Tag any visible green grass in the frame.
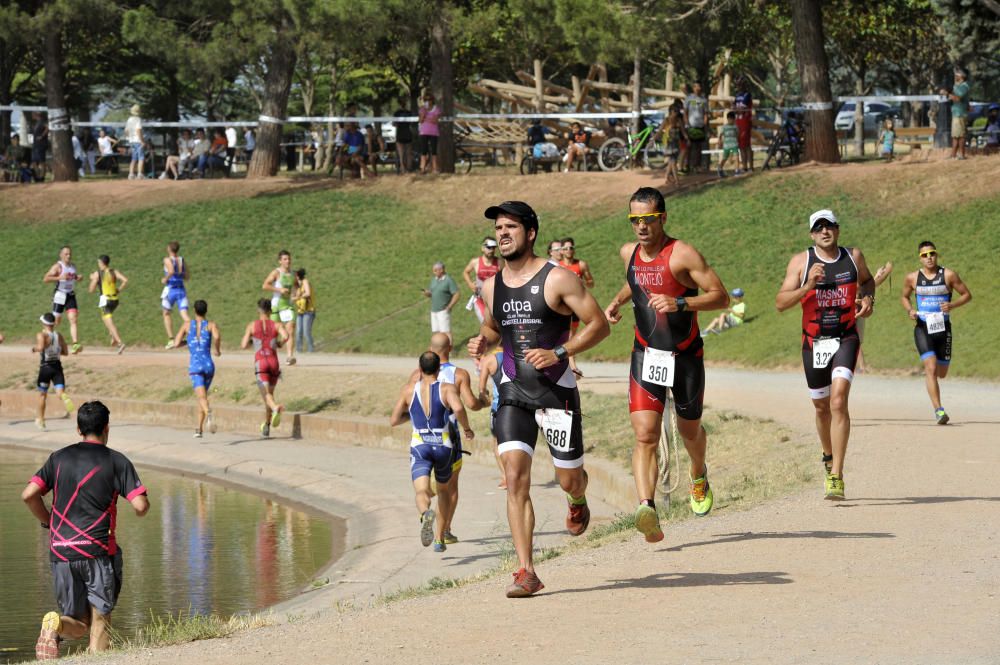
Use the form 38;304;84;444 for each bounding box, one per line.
2;172;996;377
109;609;272;651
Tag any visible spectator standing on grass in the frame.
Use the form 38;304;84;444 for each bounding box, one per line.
31;111;49;181
366;123;385;176
393;98;415;173
878;118;896;162
82;130;97;175
983;105;999;154
294;268;316;353
96;129;117;174
423;262;460;345
225;126;237;173
418;92;441;174
661;107;685;187
244;128;255;163
71;132;84;178
685;82;709;174
23;401;149;660
124;105;144;180
940;67;970;160
734;79;754;173
717;111;739;177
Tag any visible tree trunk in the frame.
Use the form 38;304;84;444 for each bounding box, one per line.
789;0;839;163
43;27;75;182
429;4;454;174
533;59;544;112
247;13;297;178
853;74;865;157
631;48;641;134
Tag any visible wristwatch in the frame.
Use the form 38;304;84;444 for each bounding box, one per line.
553;345;569;361
675;297;687;312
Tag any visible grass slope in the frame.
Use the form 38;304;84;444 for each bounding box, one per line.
1;172;996;377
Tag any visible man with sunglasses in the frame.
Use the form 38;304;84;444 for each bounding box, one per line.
604;187;729;544
560;238;594;378
776;210;875;500
900;241;972;425
468;200;610;597
462;237;503;325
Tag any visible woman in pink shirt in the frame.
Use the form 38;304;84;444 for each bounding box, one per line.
418;93;441;174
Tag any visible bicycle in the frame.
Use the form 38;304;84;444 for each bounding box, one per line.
762;117;806;170
598;119;667;172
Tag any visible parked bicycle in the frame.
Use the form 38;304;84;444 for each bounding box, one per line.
598;119;667;171
762;115;805;170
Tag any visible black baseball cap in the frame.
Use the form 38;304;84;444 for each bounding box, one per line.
485;201;539;233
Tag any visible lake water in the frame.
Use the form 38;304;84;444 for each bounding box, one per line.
0;447;344;663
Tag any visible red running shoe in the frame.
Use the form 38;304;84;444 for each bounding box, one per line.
506;568;544;598
566;499;591;536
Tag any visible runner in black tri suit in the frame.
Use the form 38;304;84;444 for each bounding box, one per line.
604;187;729;544
900;240;972;424
776;209;875;501
468;200;610;598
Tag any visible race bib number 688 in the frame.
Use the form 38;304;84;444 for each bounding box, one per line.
536;409;573;452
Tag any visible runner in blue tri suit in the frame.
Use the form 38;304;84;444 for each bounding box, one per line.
477;348;508;489
171;300;221;437
161;241;190;349
900;240;972;425
390;351;474;553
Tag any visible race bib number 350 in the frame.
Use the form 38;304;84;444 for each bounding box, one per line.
812;338;840;369
642;348;676;387
536;409;573;452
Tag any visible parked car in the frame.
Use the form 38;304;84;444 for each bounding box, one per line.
834;101;900;134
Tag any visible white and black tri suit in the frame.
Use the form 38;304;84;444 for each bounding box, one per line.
492;262;584;468
913;267;952;364
37;331;65;392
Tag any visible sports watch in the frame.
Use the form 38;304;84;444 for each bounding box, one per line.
553;345;569;361
675;297;687;312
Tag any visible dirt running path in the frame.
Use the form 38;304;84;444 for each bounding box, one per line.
32;351;1000;665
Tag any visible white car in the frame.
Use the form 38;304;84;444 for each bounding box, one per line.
834;101;897;134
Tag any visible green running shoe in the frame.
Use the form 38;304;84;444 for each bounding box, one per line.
935;408;950;425
689;467;714;516
442;531;459;544
824;473;845;500
634;504;664;543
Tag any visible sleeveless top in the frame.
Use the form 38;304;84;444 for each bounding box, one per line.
99;270;118;300
560;259;584;279
409;381;452;447
627;240;701;354
476;256;500;288
165;257;185;290
56;261;76;294
800;246;858;340
295;281;316;314
187;319;214;371
40;331;61;366
492;262;573;405
915;267;951;323
272;269;294;310
252;319;279;356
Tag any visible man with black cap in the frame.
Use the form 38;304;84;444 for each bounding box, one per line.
468;200;610;597
776;209;875;500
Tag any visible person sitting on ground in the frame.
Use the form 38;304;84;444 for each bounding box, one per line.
197;128;228;177
563;122;591;172
365;123;386;175
190;128;209;171
527;120;558;170
176;129;195;176
702;288;746;336
340;122;375;178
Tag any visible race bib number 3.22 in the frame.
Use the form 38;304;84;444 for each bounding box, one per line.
812;338;840;369
536;409;573;452
642;347;676;387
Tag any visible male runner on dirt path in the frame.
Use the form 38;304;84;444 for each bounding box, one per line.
462;237;503;324
559;237;595;378
87;255;128;354
468;200;610;598
241;299;288;438
23;400;149;660
604;187;729;544
43;246;84;354
477;348;509;489
161;242;189;349
262;250;299;366
391;351;475;552
33;313;75;430
172;300;221;438
776;209;875;500
900;241;972;425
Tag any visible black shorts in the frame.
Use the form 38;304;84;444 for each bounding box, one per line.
100;299;119;317
418;134;438;156
448;421;464;471
52;292;78;315
51;549;123;618
494;387;584;469
801;331;860;399
628;347;705;421
914;321;952;364
37;363;66;392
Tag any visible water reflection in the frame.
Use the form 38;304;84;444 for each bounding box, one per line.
0;449;343;663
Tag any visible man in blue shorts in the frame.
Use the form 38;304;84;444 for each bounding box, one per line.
161;241;190;349
391;351;474;552
22;401;150;659
900;241;972;424
172;300;222;437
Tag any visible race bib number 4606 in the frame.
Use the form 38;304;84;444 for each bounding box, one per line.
535;408;573;452
812;338;840;369
642;347;675;387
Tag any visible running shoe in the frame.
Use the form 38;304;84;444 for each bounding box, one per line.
117;343;126;355
442;531;459;545
824;473;845;500
35;611;61;660
505;568;544;598
420;509;435;547
206;409;217;434
260;422;270;438
565;496;590;536
634;503;664;543
164;339;175;350
432;540;447;553
822;452;833;475
60;395;74;413
689;467;714;516
70;342;82;354
193;431;202;439
286;357;297;366
35;418;46;431
271;405;284;429
935;408;950;425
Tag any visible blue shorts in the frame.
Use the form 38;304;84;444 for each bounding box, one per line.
410;444;454;483
448;422;464;471
162;288;188;311
190;370;214;390
130;143;145;162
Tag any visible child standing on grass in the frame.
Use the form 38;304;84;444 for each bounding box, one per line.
717;111;739;177
878;118;896;162
657;108;685;187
